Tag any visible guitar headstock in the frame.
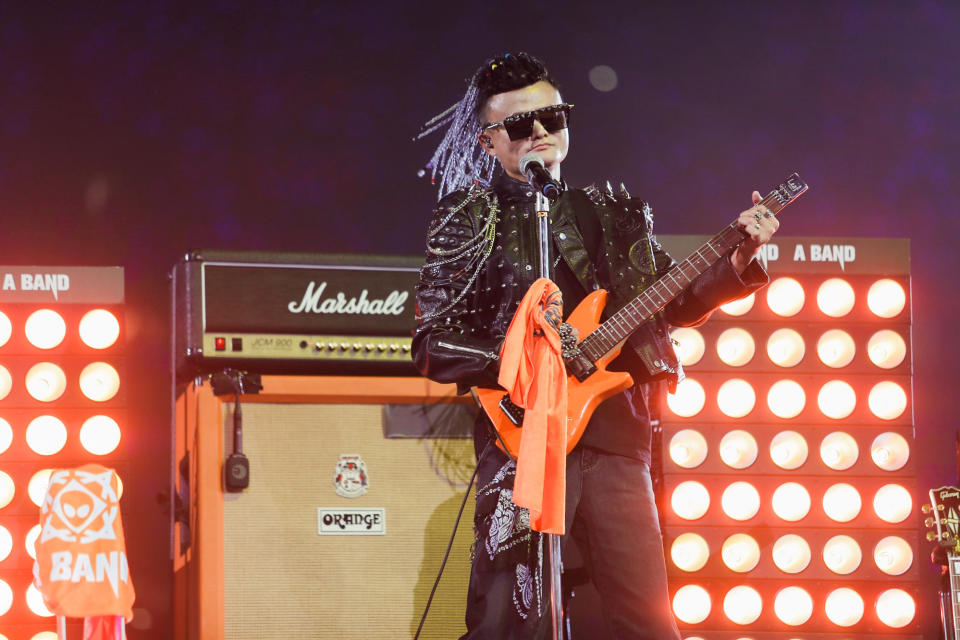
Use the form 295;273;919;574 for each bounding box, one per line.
765;172;809;214
926;485;960;555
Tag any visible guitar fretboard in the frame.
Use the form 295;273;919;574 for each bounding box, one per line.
952;556;960;637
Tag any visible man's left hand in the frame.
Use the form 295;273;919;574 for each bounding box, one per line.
731;190;780;273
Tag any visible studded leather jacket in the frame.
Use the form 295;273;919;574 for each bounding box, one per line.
412;173;768;399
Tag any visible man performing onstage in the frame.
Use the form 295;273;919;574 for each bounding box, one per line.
412;52;780;639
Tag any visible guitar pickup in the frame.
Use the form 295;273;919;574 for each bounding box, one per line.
499;394;525;426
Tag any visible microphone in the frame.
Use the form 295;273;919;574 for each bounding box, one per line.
519;153;562;200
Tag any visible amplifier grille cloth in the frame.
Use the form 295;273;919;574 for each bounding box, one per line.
223;402;475;639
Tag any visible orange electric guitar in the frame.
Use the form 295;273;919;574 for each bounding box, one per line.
473;173;808;457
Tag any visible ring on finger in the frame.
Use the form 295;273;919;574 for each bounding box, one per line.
754;222;761;230
763;211;773;218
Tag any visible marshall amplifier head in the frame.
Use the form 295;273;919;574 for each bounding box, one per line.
172;250;424;379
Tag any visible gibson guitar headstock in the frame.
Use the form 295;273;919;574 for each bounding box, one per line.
926;485;960;556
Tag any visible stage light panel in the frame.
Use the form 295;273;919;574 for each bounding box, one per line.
824;587;864;626
0;525;11;562
25;362;67;402
769;431;808;469
671;533;710;572
671;481;710;520
716;379;755;418
875;588;915;628
721;533;760;573
0;365;11;400
822;534;862;574
766;379;805;418
819;431;858;470
874;535;913;575
816;277;855;317
672;584;711;624
0;472;14;509
816;380;856;419
773;586;812;626
78;308;121;349
0;579;11;616
772;534;811;573
24;309;67;349
766;277;805;316
0;311;11;347
868;381;908;420
873;483;912;523
27;469;53;508
766;328;805;367
719;430;757;469
669;429;708;468
723;585;762;625
667;378;706;417
671;327;705;366
816;329;856;368
721;481;760;521
25;582;53;616
79;361;120;401
771;482;811;521
870;431;910;470
25;415;68;455
867;279;906;318
25;524;40;559
822;483;862;522
716;328;755;366
720;293;755;316
867;329;907;368
80;415;122;455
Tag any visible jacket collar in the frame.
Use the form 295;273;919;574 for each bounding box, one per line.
492;170;567;203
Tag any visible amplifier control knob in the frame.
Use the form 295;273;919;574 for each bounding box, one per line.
340;342;350;350
313;343;323;352
353;343;362;351
377;344;387;352
389;344;399;352
401;344;411;352
328;342;337;350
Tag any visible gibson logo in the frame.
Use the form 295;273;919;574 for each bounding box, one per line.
287;281;407;316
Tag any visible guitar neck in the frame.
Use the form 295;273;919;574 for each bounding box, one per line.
952;556;960;638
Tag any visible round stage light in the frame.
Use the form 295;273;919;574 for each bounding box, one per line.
773;586;813;626
721;481;760;521
767;379;806;419
772;534;811;573
672;585;711;624
766;277;805;317
868;381;908;420
671;327;705;366
26;582;53;617
79;362;120;401
823;534;862;574
0;471;14;509
723;585;762;625
766;328;805;367
80;415;121;455
25;362;67;402
817;380;856;419
868;279;906;318
0;365;11;400
31;635;58;640
0;311;11;347
817;278;855;317
669;429;708;468
0;525;12;562
825;587;864;626
770;431;809;469
671;533;710;572
721;293;755;316
719;430;757;469
875;588;915;628
25;416;67;455
871;432;910;470
671;481;710;520
820;431;859;470
772;482;811;521
25;523;41;559
667;378;706;417
25;309;67;349
817;329;856;368
79;309;120;349
823;483;862;522
0;579;12;616
0;418;12;455
721;533;760;573
868;330;907;369
874;483;912;523
874;536;913;575
716;328;755;366
717;379;756;418
28;469;53;508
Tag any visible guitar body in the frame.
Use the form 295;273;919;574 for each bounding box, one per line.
473;289;634;457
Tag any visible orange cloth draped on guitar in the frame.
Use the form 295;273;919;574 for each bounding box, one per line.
497;277;568;534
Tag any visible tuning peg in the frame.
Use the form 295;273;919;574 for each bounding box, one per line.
928;531;940;542
925;517;936;528
922;504;933;514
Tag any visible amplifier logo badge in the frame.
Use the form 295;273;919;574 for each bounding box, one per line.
287;281;408;316
334;454;369;498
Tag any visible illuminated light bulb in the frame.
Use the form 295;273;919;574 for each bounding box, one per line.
669;429;708;468
0;365;11;400
723;585;762;625
721;481;760;521
0;579;12;616
26;583;53;617
817;380;856;419
772;534;811;573
816;329;856;368
822;483;862;522
79;362;120;401
771;482;811;521
28;469;53;508
874;483;912;523
766;277;805;317
31;634;58;640
671;327;706;366
770;431;808;469
875;588;915;628
825;587;864;626
79;309;120;349
717;379;756;418
766;328;805;367
820;431;859;470
25;415;67;455
867;279;906;318
667;378;706;417
721;293;755;316
871;432;910;470
822;534;862;574
716;328;756;366
767;379;806;419
25;362;67;402
671;533;710;572
719;430;758;469
816;278;856;317
24;309;67;349
80;415;122;455
0;471;14;509
671;481;710;520
874;536;913;575
868;330;907;369
773;586;813;626
25;524;41;559
0;525;11;561
672;584;711;624
721;533;760;572
868;381;908;420
0;418;12;455
0;311;11;347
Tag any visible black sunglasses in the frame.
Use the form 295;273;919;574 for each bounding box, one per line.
482;103;574;141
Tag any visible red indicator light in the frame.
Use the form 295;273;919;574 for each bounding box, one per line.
215;337;226;351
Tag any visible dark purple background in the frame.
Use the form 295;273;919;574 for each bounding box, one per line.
1;2;956;637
